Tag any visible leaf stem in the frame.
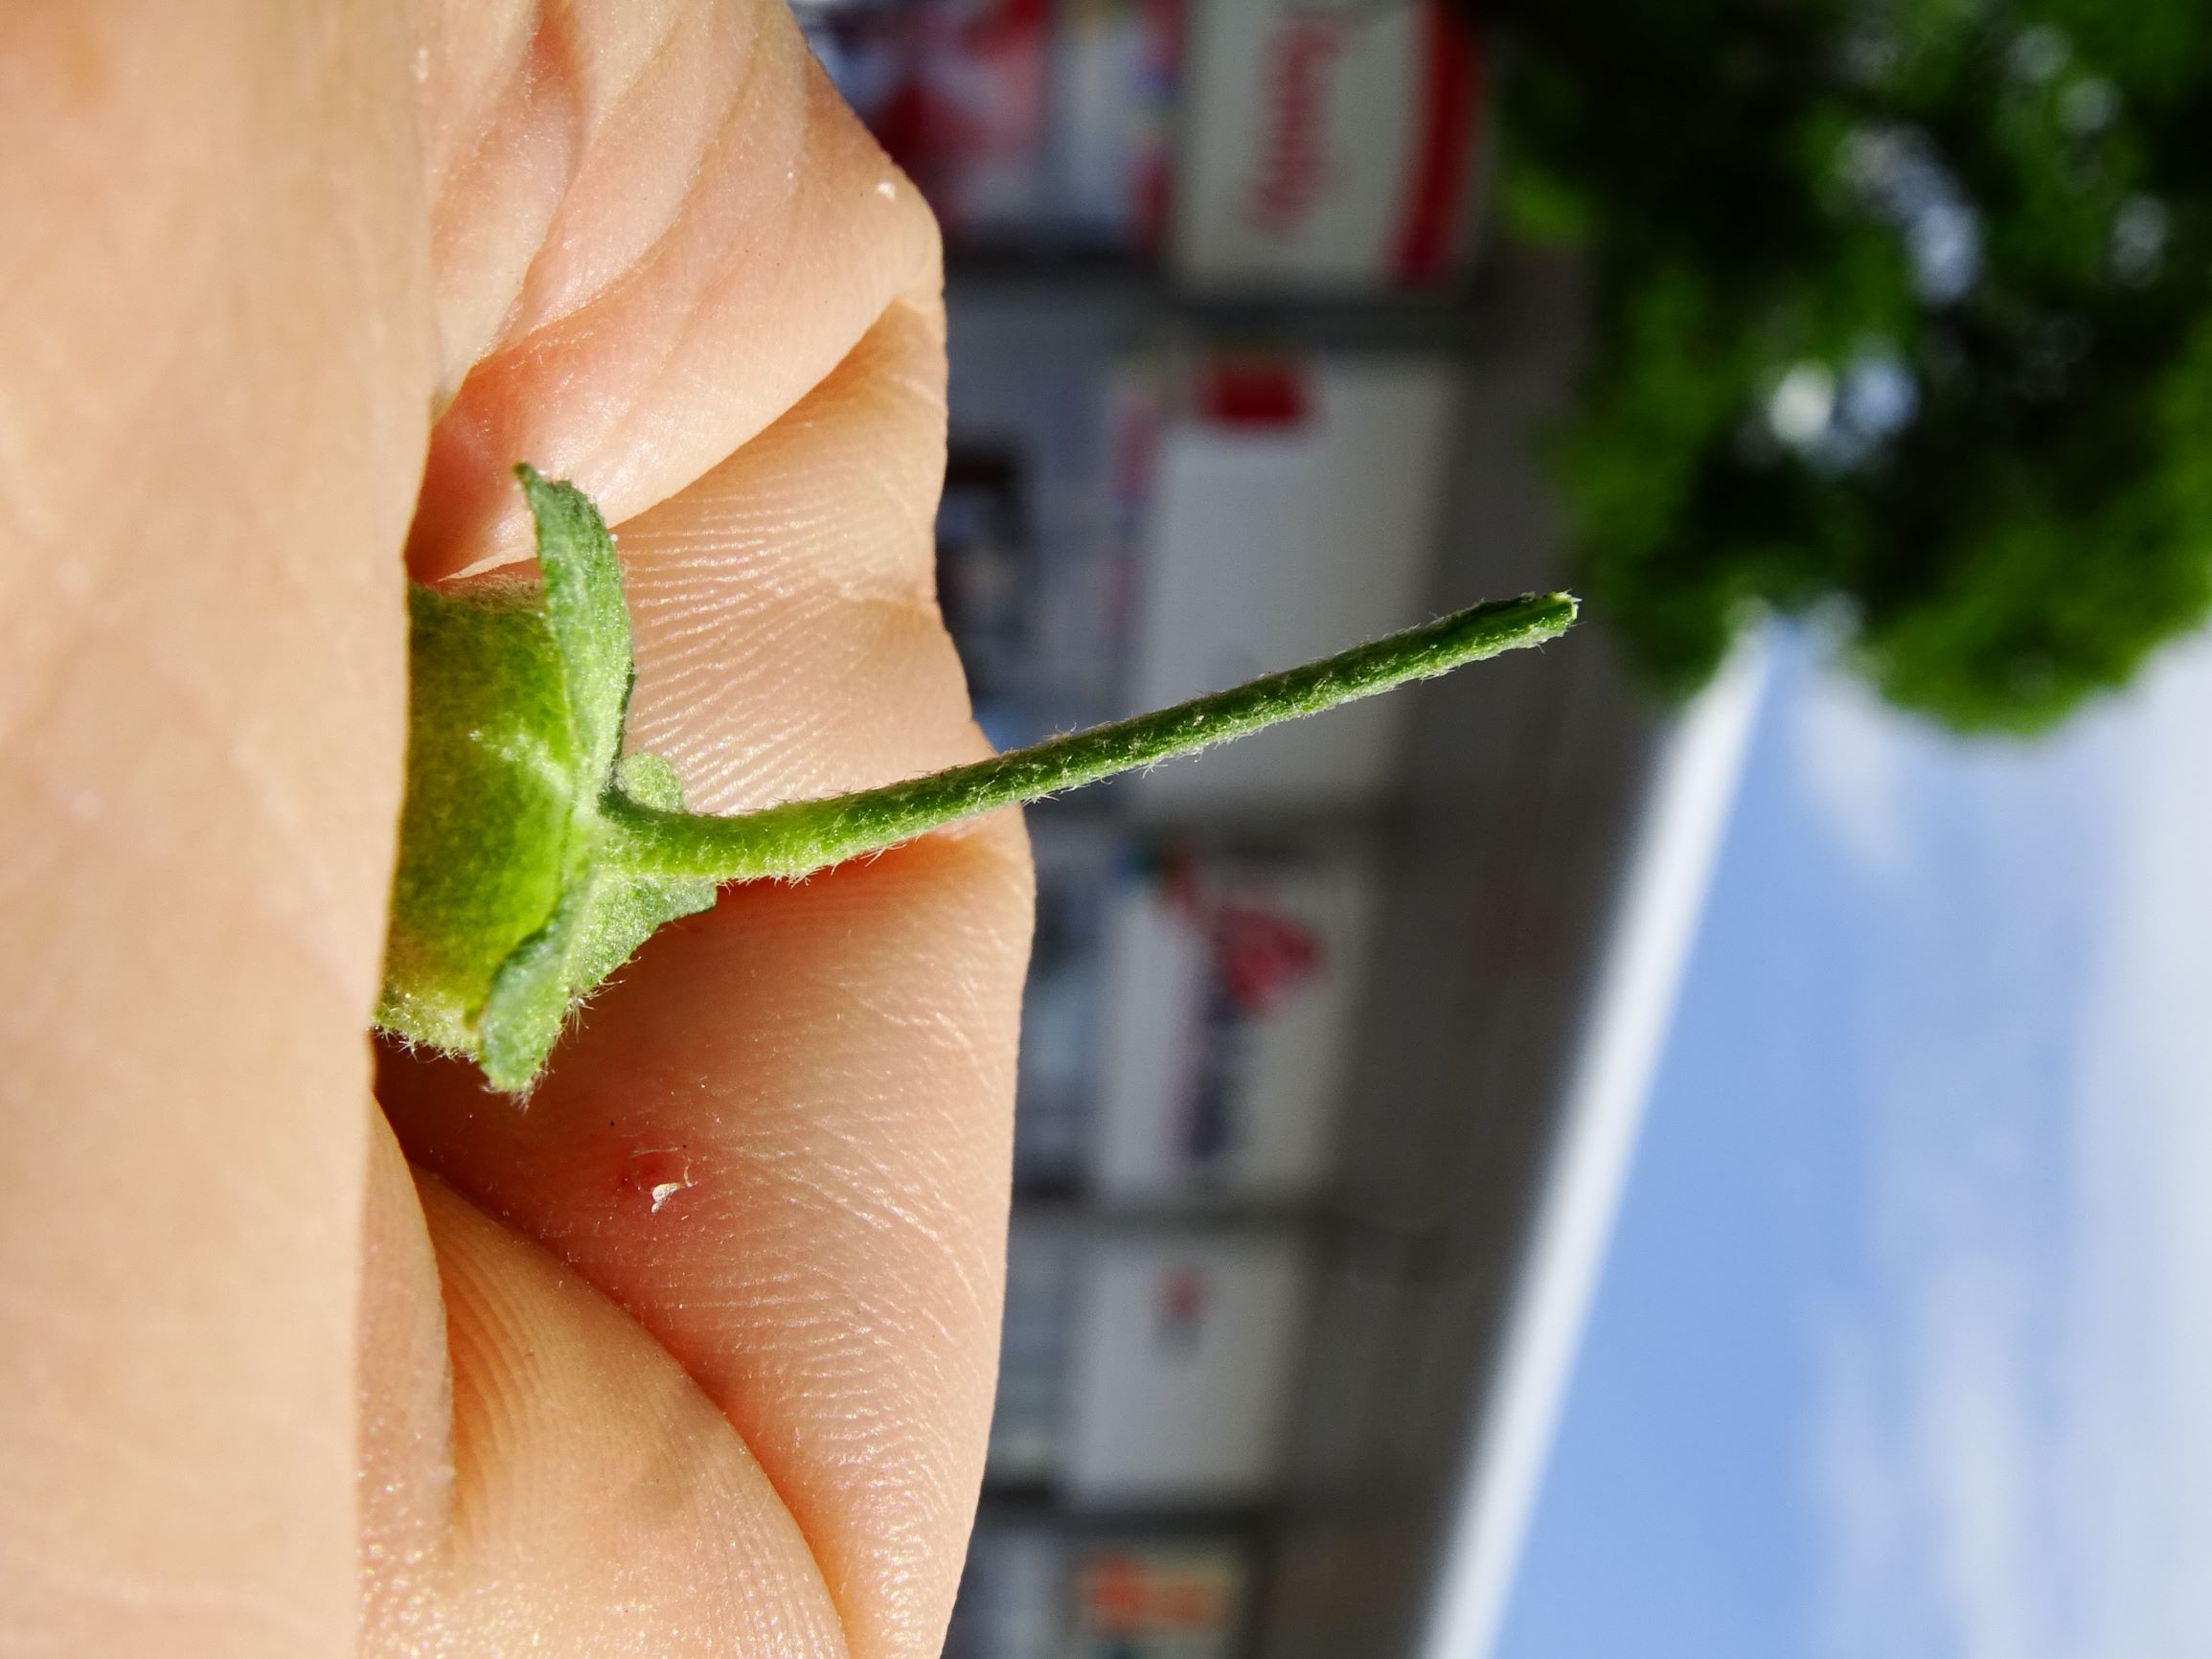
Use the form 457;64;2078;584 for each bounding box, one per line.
601;590;1578;881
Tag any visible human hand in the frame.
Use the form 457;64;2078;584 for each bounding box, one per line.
0;5;1031;1655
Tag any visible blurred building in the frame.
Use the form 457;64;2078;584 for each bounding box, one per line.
791;4;1754;1654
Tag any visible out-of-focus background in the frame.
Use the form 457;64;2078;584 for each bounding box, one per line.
792;3;2212;1654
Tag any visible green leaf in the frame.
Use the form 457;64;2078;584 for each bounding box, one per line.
475;877;598;1093
516;464;635;785
473;859;716;1094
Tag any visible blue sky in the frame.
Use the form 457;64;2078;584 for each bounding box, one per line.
1494;625;2212;1658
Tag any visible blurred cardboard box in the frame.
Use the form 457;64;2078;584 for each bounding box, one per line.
804;0;1177;256
1070;1540;1248;1658
1064;1231;1309;1502
946;1527;1250;1659
1173;0;1488;289
1129;353;1457;808
1096;852;1376;1201
1054;0;1182;253
988;1222;1078;1480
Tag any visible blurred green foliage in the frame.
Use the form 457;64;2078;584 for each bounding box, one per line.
1486;0;2212;731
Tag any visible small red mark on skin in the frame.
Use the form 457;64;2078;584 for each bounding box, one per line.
619;1145;695;1214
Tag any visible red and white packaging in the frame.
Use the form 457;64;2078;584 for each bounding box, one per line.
1095;853;1377;1202
1070;1542;1249;1658
804;0;1053;243
804;0;1180;254
1064;1232;1309;1502
1053;0;1183;252
1129;352;1459;808
1172;0;1488;289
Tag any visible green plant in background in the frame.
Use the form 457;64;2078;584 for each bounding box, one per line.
1485;0;2212;732
378;467;1576;1093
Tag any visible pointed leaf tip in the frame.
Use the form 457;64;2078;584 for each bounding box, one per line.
514;464;636;786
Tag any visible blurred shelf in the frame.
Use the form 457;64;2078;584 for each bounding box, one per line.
946;258;1504;358
1010;1191;1327;1233
1004;1190;1502;1291
1024;787;1402;855
976;1481;1283;1532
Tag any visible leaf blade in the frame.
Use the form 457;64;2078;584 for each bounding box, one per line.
515;464;634;786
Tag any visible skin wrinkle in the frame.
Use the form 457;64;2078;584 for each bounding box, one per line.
609;303;946;605
0;824;352;1087
498;18;582;198
30;419;408;1009
441;1283;524;1509
620;613;782;690
743;1135;999;1345
628;583;797;653
499;4;709;336
650;76;901;466
846;1274;984;1392
632;603;963;776
24;737;365;1011
426;112;938;566
560;159;792;521
8;1379;259;1511
0;561;94;746
0;994;156;1092
199;743;375;1001
421;1174;852;1658
650;548;942;622
632;514;857;580
0;1555;329;1640
424;37;573;398
550;61;802;440
413;0;535;192
524;8;762;348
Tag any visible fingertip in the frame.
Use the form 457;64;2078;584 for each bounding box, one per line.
405;0;947;581
397;1169;848;1658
